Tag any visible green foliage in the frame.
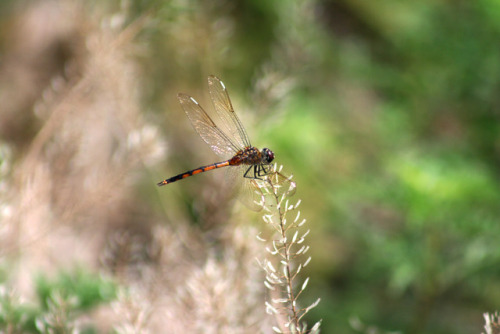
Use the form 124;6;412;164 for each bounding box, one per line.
36;267;117;311
0;287;38;333
0;268;117;333
254;1;500;333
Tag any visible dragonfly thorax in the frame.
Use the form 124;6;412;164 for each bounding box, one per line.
229;147;274;166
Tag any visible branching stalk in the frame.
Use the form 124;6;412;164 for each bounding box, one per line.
256;165;321;334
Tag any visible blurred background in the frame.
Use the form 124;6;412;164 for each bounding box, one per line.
1;0;500;333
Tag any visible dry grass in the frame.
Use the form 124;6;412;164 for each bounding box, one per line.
0;1;318;333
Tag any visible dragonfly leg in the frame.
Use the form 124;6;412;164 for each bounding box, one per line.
243;165;253;179
243;164;273;180
254;165;264;180
260;163;271;176
243;165;263;180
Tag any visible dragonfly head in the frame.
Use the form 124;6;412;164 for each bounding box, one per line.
262;148;275;164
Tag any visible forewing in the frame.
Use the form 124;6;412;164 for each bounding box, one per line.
207;75;251;149
177;93;239;158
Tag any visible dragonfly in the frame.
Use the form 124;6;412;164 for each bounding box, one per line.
157;75;295;211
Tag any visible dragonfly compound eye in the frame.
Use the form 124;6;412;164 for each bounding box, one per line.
263;148;275;163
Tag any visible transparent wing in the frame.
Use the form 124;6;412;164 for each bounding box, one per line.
266;170;297;198
207;75;252;149
178;93;240;158
224;165;297;212
225;165;265;211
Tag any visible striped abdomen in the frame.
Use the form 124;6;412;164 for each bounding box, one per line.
157;161;230;186
157;147;274;186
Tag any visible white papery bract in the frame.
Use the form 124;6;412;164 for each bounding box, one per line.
256;165;320;334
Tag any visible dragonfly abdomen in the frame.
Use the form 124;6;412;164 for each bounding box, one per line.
157;161;230;186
